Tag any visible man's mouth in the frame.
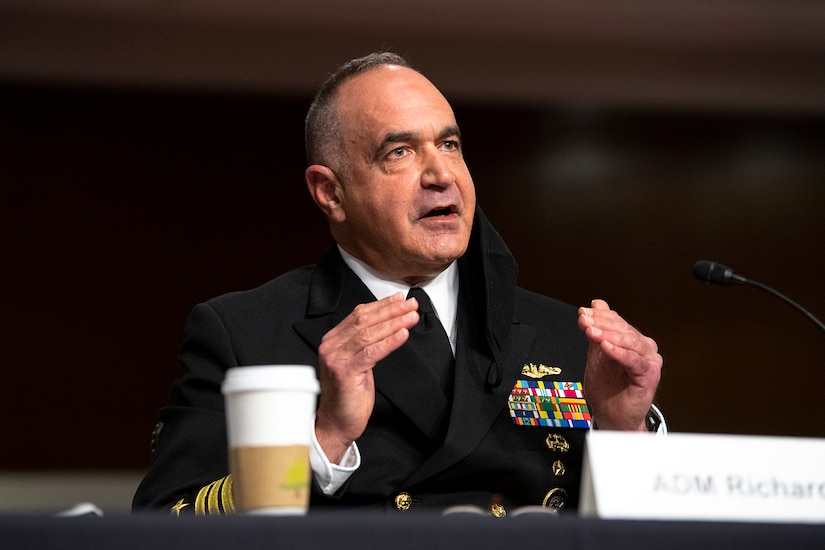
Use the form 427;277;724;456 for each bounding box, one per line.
423;206;457;218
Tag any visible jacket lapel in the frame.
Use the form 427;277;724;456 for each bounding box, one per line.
373;340;451;443
292;246;357;350
292;246;449;443
402;314;535;487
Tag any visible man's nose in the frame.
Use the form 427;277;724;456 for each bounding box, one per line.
420;148;456;188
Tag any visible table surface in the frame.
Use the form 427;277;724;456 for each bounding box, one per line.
2;511;824;550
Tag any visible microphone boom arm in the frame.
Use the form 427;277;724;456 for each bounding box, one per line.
741;277;825;334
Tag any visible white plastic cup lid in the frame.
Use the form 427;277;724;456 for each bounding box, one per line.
221;365;320;395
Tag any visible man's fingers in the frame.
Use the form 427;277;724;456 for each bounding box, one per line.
590;298;610;310
580;303;628;331
579;299;661;366
327;293;417;345
320;292;420;371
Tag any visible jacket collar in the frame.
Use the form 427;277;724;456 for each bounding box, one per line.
458;207;519;388
302;205;519;334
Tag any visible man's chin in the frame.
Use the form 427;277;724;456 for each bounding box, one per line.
394;252;462;285
421;243;469;270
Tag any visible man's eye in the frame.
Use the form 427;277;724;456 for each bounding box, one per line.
442;140;460;151
387;147;406;159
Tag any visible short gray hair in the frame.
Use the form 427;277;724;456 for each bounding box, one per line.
304;52;415;171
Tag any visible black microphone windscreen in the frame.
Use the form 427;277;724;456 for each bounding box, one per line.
693;260;733;285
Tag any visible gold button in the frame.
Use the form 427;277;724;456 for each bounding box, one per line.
394;492;412;511
552;460;566;477
545;433;569;453
490;503;506;518
541;488;568;511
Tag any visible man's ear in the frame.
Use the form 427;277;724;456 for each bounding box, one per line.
305;165;346;222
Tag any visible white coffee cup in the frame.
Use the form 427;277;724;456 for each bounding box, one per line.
221;365;320;515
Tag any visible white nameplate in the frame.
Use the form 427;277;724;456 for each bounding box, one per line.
580;431;825;523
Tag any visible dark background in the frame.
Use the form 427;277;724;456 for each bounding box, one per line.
1;1;823;473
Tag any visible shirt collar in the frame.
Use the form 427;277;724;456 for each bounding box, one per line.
337;246;459;352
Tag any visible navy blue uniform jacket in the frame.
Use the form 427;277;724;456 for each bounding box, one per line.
133;208;589;514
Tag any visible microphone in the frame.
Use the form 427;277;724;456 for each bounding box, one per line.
692;260;746;286
692;260;825;334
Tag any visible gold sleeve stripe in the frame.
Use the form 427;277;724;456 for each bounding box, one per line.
194;481;211;515
207;478;221;514
221;475;236;514
194;476;235;515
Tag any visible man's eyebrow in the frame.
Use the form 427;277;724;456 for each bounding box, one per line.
437;125;462;141
379;131;417;150
377;125;462;151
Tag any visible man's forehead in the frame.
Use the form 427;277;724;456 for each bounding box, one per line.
339;67;457;143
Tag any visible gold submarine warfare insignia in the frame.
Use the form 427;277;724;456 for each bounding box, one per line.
521;363;562;379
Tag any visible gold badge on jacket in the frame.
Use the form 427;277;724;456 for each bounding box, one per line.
521;363;561;378
508;364;592;429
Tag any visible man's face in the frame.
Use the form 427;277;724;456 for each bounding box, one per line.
329;65;476;284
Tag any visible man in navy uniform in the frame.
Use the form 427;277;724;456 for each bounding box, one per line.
133;52;664;516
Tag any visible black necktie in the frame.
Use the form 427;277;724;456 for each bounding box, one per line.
407;287;455;398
